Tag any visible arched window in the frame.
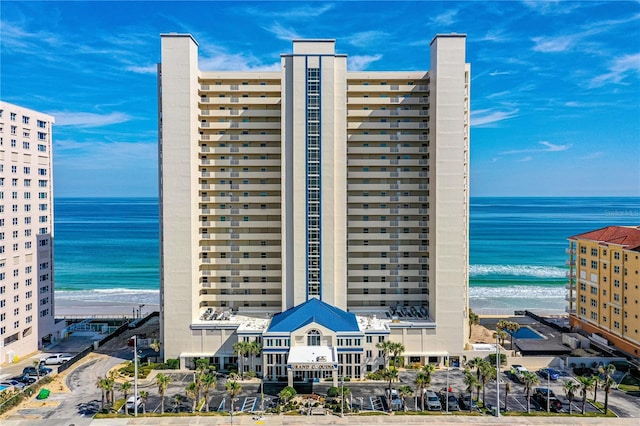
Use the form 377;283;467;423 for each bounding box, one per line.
307;329;321;346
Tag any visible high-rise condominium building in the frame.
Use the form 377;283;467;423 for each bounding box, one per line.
567;226;640;356
0;101;57;363
159;34;470;380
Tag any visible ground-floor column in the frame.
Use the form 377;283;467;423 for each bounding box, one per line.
332;368;338;387
287;367;293;387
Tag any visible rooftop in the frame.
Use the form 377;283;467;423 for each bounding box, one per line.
267;298;360;333
569;226;640;251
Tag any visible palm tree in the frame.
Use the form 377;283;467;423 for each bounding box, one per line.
226;379;242;420
600;364;616;414
468;309;479;338
248;341;262;374
521;371;539;413
139;390;148;414
479;362;496;405
186;381;198;413
233;341;250;377
104;375;116;405
156;372;173;414
95;377;107;410
398;385;413;412
414;372;428;411
577;375;595;415
201;372;216;412
376;340;394;369
592;373;601;404
390;342;405;368
173;394;182;412
119;381;132;401
564;381;579;415
463;369;478;412
381;368;399;413
504;381;511;412
505;322;520;350
467;357;484;382
494;329;508;347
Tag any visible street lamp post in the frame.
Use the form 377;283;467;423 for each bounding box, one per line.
546;370;550;413
260;378;264;413
133;335;138;417
445;355;449;413
495;333;500;418
340;375;344;418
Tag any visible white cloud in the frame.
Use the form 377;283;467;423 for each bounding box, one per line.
470;109;519;127
500;141;572;155
54;139;157;170
263;23;301;41
430;9;459;26
488;70;512;77
518;156;533;162
126;64;157;74
589;53;640;88
581;151;604;160
348;54;383;71
244;3;334;19
531;35;575;52
345;31;389;47
522;0;581;15
52;111;131;127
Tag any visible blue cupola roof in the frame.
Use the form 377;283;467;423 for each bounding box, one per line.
267;298;360;333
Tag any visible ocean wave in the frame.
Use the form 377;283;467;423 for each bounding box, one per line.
470;264;566;278
469;285;565;299
55;289;159;304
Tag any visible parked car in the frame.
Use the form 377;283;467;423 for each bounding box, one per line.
538;368;560;381
458;393;478;410
0;380;25;390
22;366;53;378
384;388;403;410
11;375;37;385
533;388;562;412
126;395;143;412
510;364;529;383
42;353;73;365
424;390;442;411
438;390;460;411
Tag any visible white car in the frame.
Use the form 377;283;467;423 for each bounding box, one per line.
126;395;143;412
43;353;73;365
511;364;529;383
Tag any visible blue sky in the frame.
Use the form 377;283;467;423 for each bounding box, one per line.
2;1;639;197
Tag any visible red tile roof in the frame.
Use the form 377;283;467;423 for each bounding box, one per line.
569;226;640;251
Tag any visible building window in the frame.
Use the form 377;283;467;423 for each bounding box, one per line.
307;329;321;346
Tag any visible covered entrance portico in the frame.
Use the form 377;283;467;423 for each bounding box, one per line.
286;345;339;387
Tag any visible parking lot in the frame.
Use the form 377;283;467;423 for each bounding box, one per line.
130;366;629;417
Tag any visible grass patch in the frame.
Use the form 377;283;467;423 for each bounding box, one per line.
502;410;616;417
618;384;640;392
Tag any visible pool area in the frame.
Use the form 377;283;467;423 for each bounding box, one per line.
510;326;544;340
0;385;9;391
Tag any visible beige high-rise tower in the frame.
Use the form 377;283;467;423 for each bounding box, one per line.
0;101;58;363
159;34;470;374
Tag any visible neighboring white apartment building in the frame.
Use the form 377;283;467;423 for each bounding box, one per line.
0;101;59;363
159;34;470;380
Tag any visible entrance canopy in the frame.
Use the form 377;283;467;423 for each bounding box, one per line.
287;345;337;369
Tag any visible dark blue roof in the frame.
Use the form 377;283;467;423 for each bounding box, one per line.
267;298;360;333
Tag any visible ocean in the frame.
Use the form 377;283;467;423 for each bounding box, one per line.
54;197;640;314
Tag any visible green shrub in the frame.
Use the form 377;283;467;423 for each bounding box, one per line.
166;358;179;369
488;353;507;365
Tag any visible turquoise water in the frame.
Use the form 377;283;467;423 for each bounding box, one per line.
53;197;640;311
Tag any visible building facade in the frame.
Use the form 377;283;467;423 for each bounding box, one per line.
0;101;57;363
159;34;470;376
567;226;640;356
